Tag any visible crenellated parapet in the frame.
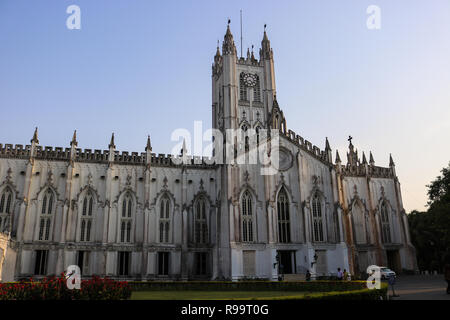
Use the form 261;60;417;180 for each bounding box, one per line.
0;131;216;169
278;129;333;165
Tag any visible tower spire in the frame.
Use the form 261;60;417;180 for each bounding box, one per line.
260;24;272;60
222;19;236;55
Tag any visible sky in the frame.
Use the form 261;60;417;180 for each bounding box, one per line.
0;0;449;213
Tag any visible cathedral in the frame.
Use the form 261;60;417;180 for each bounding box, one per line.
0;23;417;282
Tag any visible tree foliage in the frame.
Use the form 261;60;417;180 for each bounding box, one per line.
408;162;450;272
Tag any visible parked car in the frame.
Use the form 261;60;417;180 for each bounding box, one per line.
366;265;396;280
380;267;396;280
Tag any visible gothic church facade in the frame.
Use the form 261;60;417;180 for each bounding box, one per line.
0;24;417;281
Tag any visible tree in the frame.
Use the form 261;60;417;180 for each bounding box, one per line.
408;162;450;272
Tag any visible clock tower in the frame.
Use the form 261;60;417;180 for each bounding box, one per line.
212;23;277;135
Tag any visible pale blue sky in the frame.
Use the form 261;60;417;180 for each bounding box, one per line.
0;0;449;212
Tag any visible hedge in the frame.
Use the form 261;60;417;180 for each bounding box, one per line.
129;280;384;292
0;274;131;300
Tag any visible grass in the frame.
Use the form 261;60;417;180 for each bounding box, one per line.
130;290;310;300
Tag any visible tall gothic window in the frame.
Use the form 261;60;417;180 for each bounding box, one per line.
253;75;261;102
159;195;170;243
120;193;132;243
80;192;94;242
241;190;254;242
239;73;247;101
312;192;324;242
380;202;391;243
0;187;13;232
277;188;291;243
352;204;366;244
195;198;208;244
39;189;54;241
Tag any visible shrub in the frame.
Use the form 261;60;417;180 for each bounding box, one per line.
0;274;131;300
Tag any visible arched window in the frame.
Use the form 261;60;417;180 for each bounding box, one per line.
194;197;208;244
80;192;94;242
159;195;170;243
39;189;54;241
241;190;254;242
352;204;366;244
277;188;290;243
312;192;324;242
0;187;13;232
120;193;133;243
239;73;247;101
380;202;391;243
253;75;261;102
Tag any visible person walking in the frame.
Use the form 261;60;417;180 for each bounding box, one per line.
337;268;343;280
445;263;450;294
306;270;311;281
343;269;349;281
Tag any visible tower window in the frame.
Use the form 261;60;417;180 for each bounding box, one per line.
253;76;261;102
239;73;248;101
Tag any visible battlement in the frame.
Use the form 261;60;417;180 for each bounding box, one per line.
0;143;215;168
279;129;332;165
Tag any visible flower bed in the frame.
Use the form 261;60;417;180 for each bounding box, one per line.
0;274;131;300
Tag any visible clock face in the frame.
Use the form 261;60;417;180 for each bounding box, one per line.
243;73;257;87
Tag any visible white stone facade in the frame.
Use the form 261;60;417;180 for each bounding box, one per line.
0;25;417;282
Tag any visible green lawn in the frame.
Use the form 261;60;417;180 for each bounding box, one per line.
131;290;309;300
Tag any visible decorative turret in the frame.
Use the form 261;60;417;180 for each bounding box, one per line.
30;127;39;159
335;150;342;173
108;133;115;163
145;135;152;152
361;152;367;165
109;133;115;149
369;151;375;166
31;127;39;144
222;20;236;56
145;135;152;167
250;45;256;62
389;153;396;176
70;130;78;147
325;137;332;163
214;40;221;63
389;153;395;167
70;130;78;163
335;150;341;164
181;138;187;156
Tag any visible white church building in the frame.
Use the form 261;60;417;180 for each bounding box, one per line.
0;24;417;281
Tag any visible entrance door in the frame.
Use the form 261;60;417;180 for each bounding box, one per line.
278;251;294;274
386;250;401;273
315;250;327;276
243;250;256;277
358;251;368;274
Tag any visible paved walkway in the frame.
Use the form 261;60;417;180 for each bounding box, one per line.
388;275;450;300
